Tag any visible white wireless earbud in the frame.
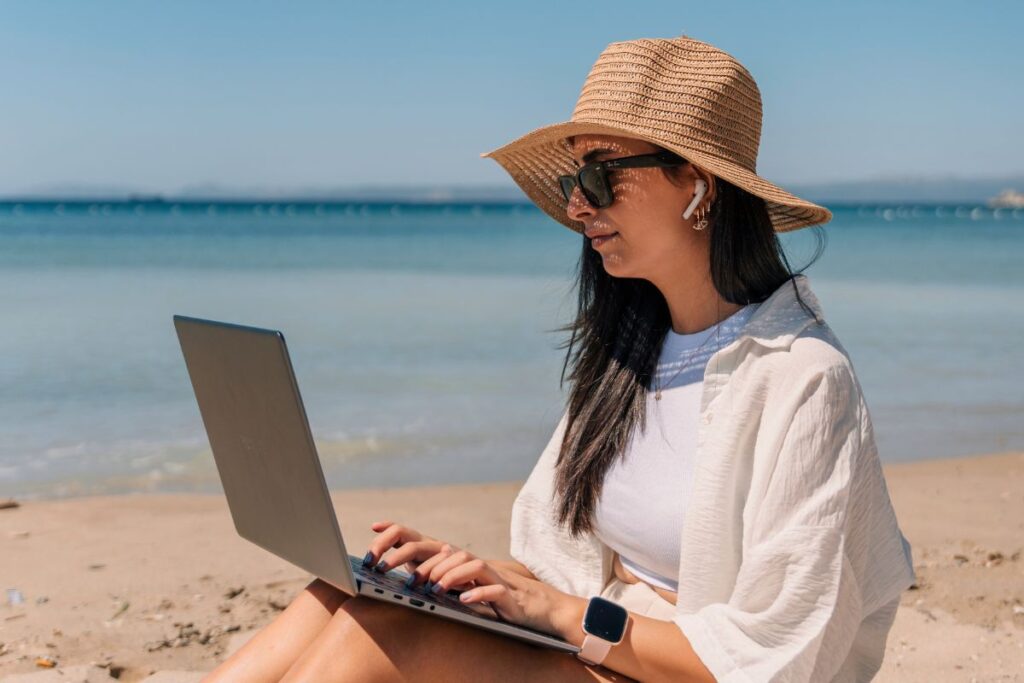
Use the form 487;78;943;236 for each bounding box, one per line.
682;179;707;219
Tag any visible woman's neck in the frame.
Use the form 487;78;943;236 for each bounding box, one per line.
656;274;743;335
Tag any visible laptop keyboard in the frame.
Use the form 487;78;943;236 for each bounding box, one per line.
345;556;575;645
347;556;490;617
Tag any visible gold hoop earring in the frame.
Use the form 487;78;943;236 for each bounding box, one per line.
692;204;709;231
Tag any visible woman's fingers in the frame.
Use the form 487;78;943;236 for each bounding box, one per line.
404;544;458;587
425;554;517;621
457;583;508;604
364;522;424;566
428;554;504;595
423;545;472;585
370;520;438;544
373;540;445;573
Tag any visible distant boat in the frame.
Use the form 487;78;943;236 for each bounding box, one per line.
987;189;1024;209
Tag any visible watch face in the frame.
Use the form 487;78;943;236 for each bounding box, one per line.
583;597;628;643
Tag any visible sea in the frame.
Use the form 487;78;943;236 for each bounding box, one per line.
1;200;1022;500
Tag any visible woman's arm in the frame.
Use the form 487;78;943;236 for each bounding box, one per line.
427;554;716;680
551;593;716;682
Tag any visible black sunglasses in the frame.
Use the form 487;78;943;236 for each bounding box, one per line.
558;150;688;209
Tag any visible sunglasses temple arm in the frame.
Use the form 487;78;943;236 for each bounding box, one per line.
604;157;686;170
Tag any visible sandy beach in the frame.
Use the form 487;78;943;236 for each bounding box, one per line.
1;451;1021;682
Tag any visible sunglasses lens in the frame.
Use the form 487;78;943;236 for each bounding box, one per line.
579;168;612;207
558;176;576;202
558;169;613;207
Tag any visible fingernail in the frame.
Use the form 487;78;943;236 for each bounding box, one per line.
361;552;374;567
423;581;433;593
375;560;388;573
404;574;417;589
430;582;444;594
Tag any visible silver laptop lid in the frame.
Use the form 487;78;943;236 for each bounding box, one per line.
173;314;359;595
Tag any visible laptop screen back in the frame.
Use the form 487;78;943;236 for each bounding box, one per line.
173;315;357;593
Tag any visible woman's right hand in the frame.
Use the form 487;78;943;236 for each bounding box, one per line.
362;520;468;590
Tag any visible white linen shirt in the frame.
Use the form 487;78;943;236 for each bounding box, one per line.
509;273;916;682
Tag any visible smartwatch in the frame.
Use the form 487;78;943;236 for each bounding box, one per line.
576;596;629;666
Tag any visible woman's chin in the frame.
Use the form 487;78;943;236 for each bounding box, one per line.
599;256;629;277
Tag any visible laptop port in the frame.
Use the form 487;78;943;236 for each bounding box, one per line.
393;594;403;600
373;588;383;594
409;599;424;607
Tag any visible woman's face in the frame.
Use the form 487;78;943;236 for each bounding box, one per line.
566;134;715;282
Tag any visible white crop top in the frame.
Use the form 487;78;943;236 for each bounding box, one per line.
593;303;759;592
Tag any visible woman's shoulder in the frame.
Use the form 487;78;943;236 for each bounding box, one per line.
729;275;858;384
789;319;857;375
742;318;862;399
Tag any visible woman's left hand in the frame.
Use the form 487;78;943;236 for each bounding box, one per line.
425;544;569;635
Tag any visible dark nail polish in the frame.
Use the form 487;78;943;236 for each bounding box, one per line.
430;582;444;594
424;580;433;593
362;551;374;567
404;574;416;589
375;560;388;573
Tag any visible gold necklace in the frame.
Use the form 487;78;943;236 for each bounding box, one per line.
653;319;723;401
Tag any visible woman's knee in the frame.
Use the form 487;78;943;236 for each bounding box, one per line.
332;596;433;647
328;599;598;681
304;578;351;613
335;594;407;624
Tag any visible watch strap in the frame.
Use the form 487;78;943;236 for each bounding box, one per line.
577;633;613;666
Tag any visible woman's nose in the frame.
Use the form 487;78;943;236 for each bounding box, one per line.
565;185;596;222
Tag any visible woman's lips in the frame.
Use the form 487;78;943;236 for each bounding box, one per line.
591;232;619;248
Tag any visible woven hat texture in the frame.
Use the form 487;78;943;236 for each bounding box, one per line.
480;34;831;233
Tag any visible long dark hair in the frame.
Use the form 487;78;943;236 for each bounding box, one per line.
550;143;826;539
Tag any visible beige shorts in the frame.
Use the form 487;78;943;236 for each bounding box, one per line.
598;576;677;622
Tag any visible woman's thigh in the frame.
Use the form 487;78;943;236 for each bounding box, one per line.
327;595;638;683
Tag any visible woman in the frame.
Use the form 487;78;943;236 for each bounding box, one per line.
204;34;915;682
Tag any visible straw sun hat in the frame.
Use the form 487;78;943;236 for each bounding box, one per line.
480;34;832;233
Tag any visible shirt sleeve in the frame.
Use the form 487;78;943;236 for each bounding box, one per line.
508;409;608;598
672;364;867;683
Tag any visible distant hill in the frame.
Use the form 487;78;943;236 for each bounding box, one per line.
786;175;1024;204
173;183;529;203
4;174;1023;204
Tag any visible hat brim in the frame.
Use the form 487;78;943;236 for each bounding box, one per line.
480;120;832;234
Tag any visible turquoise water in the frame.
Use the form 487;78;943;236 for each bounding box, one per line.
2;201;1022;500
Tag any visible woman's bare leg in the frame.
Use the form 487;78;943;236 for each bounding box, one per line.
278;595;634;683
202;578;350;683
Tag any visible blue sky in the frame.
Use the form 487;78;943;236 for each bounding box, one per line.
2;0;1021;194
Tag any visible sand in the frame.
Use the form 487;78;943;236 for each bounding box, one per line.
1;451;1021;682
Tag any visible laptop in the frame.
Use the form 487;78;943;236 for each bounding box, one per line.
173;314;579;654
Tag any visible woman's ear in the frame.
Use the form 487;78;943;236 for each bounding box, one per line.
693;166;717;206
